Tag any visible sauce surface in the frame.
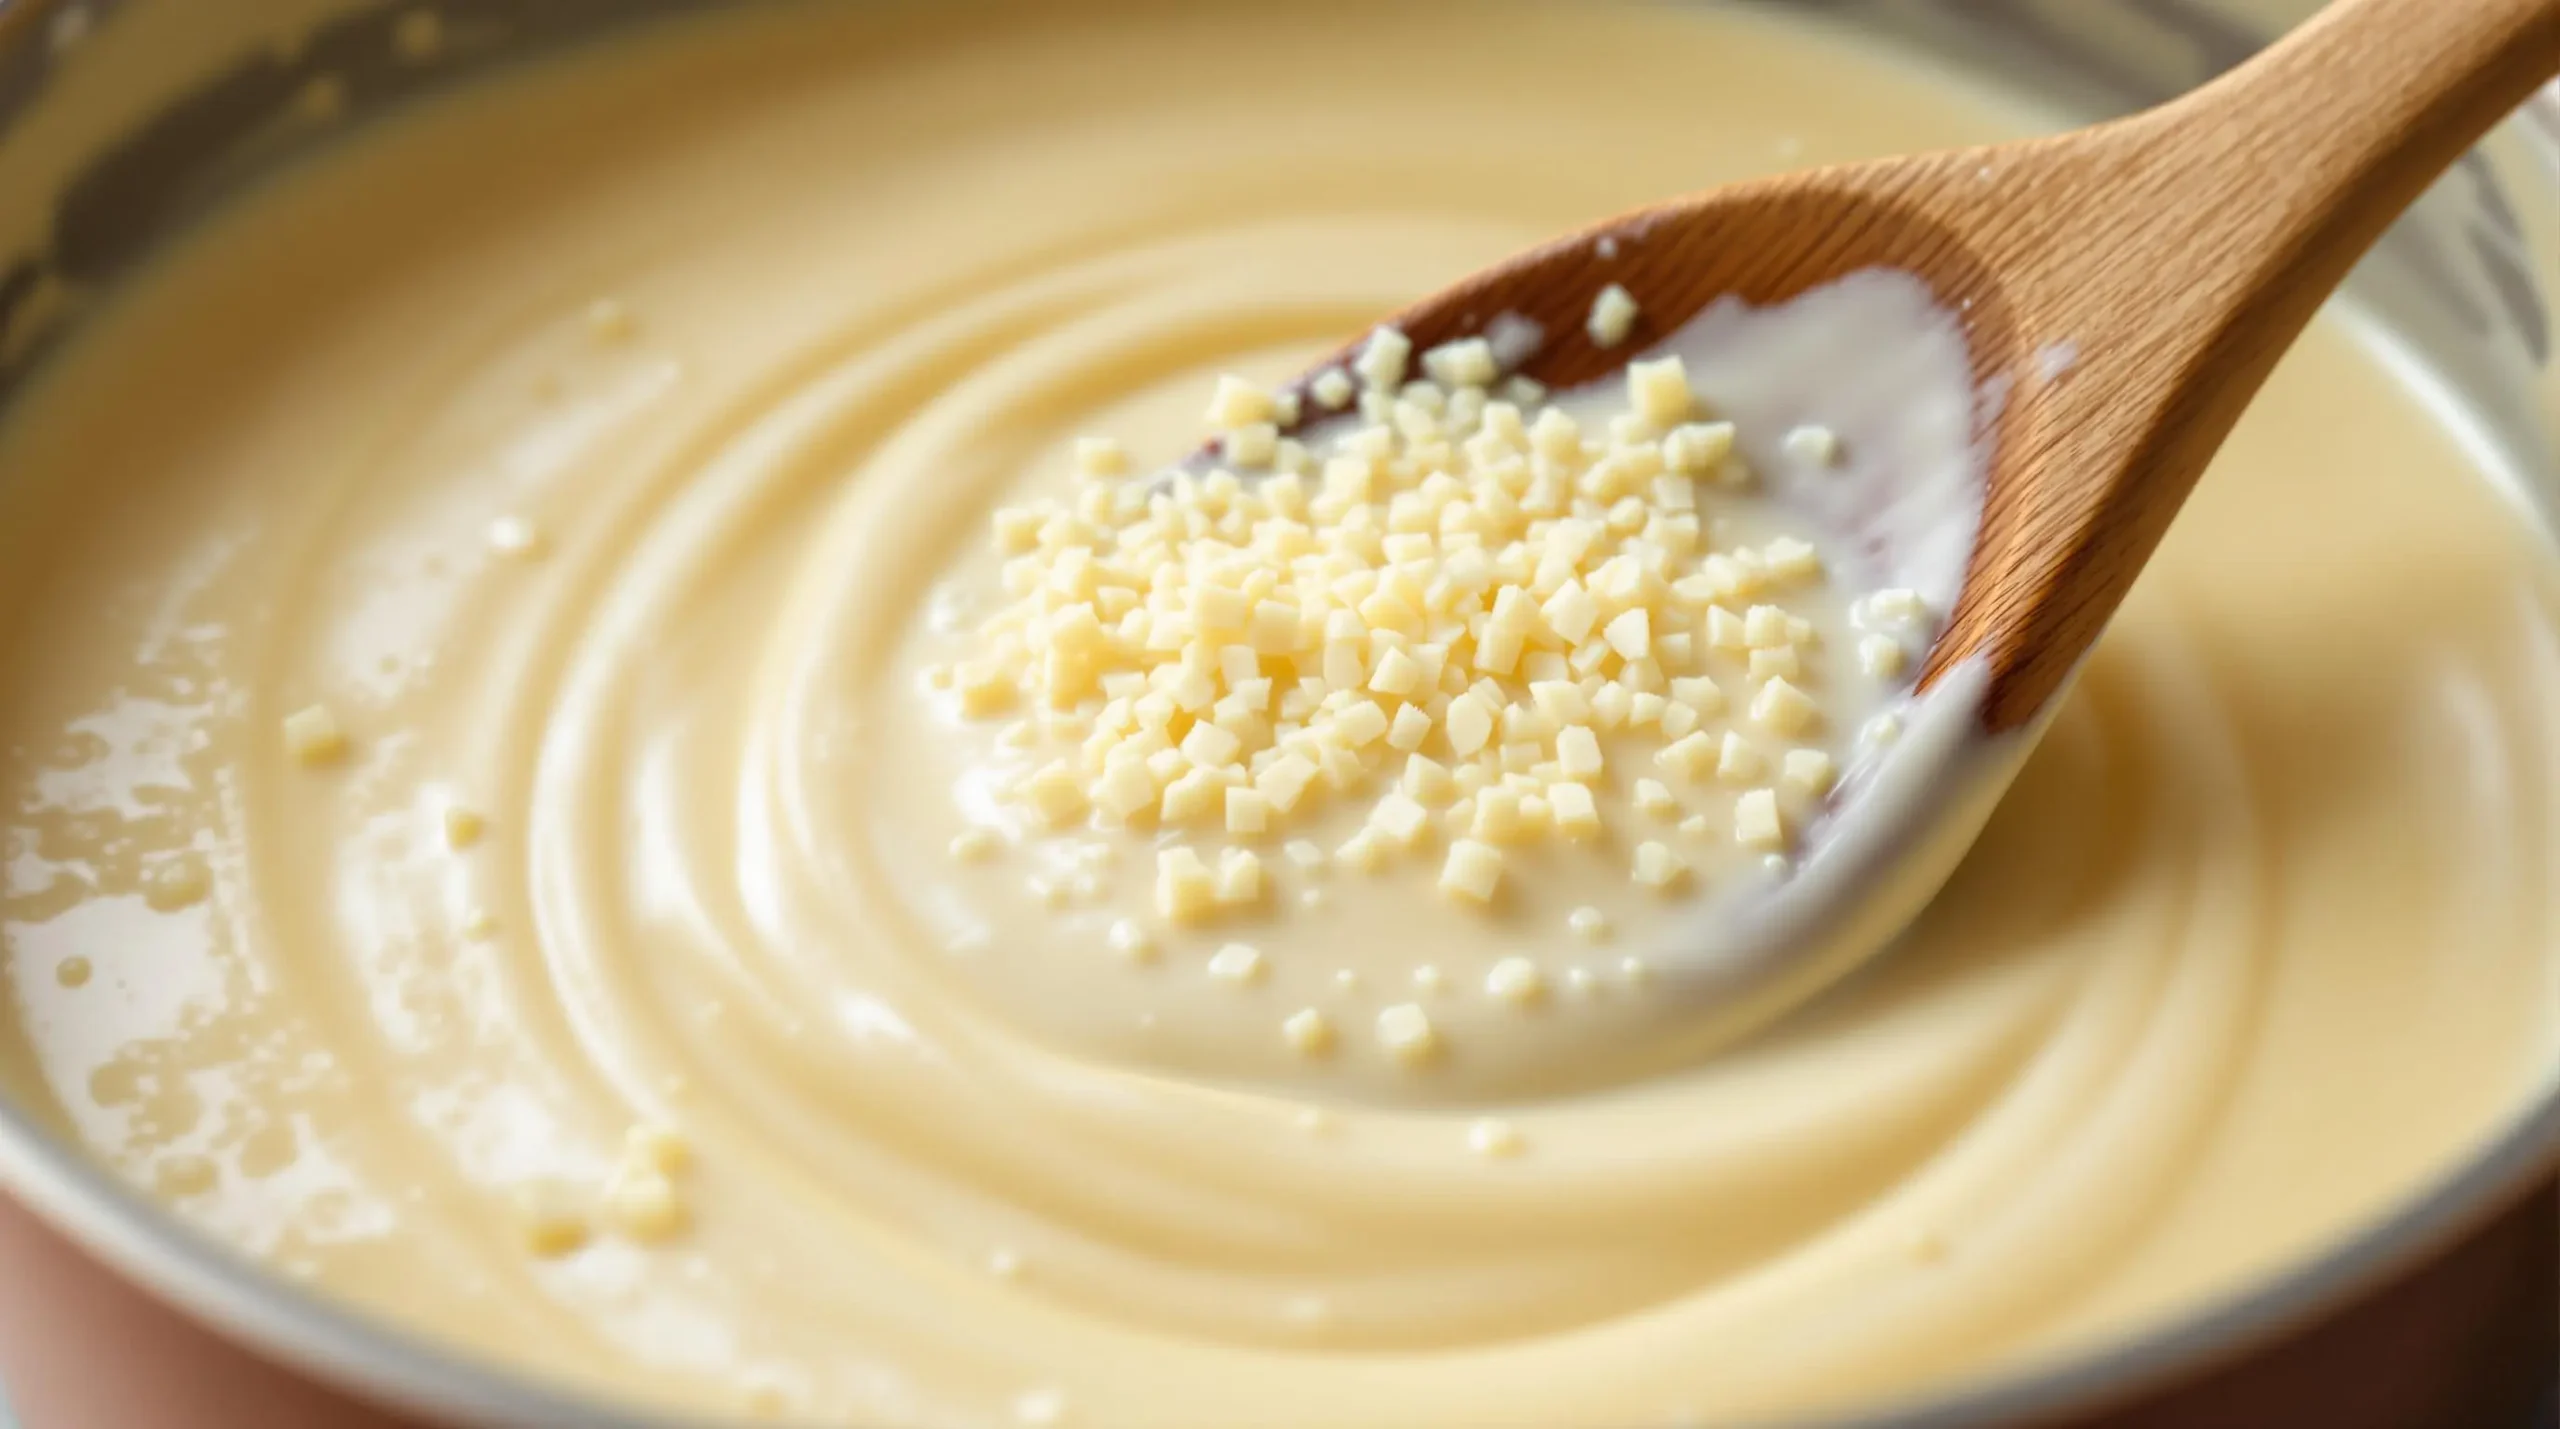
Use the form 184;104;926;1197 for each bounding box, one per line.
1;4;2556;1425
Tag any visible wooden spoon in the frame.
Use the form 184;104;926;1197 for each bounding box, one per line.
1291;0;2559;735
1254;0;2556;1036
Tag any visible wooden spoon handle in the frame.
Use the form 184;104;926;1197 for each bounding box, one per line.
1927;0;2560;730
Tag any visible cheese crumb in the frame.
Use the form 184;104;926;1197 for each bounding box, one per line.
1782;749;1837;797
442;804;486;850
1601;608;1650;660
1208;943;1268;984
1657;731;1717;781
1632;841;1688;890
1860;588;1931;631
1207;374;1276;428
1023;764;1087;826
1626;356;1693;425
1485;956;1546;1006
1353;789;1427;849
1663;421;1735;474
1742;604;1792;648
953;661;1016;717
1073;437;1129;479
1567;906;1611;942
283;704;349;766
1216;848;1264;906
1106;920;1157;963
1402;754;1455;804
1711;731;1763;783
1783;424;1843;467
517;1187;592;1259
1439;839;1504;903
1555;725;1605;780
1222;422;1279;468
1376;1003;1440;1065
141;858;211;912
1751;677;1820;736
1422;337;1499;389
1336;828;1388;873
1735;788;1787;850
1547;781;1601;839
1283;1008;1335;1055
1226;787;1272;835
1156;848;1217;923
600;1166;687;1243
1468;1118;1525;1158
1355;327;1413;391
624;1124;691;1176
1587;284;1639;347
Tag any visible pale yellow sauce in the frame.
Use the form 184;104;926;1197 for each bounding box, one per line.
1;4;2555;1426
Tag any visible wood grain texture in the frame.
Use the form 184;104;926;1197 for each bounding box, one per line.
1284;0;2560;732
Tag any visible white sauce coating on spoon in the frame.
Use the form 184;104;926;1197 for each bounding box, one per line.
1507;268;2013;1057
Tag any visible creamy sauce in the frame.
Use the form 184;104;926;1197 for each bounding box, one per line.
0;3;2555;1426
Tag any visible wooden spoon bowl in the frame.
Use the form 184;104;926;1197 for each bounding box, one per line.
1283;0;2559;734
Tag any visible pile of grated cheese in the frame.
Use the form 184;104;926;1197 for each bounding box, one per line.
939;315;1915;932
